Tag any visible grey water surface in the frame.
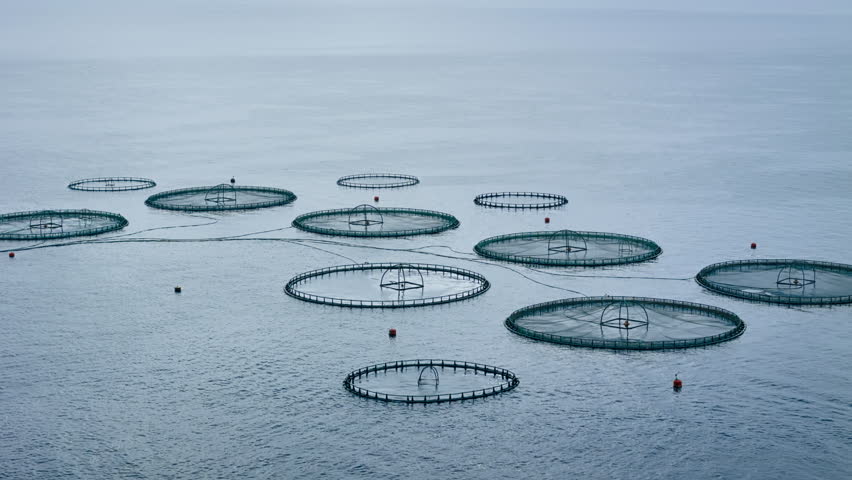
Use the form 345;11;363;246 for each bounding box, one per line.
1;4;851;479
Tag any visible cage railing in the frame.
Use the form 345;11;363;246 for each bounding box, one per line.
145;186;296;211
293;207;459;237
68;177;157;192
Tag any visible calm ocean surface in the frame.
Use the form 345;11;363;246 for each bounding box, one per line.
1;7;851;479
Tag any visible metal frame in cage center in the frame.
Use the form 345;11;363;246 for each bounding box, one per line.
696;259;852;305
337;173;420;189
284;263;490;308
505;296;746;350
292;206;459;237
343;359;520;403
68;176;157;192
474;191;568;209
474;230;662;267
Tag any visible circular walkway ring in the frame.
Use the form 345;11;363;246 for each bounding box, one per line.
505;296;746;350
474;230;662;267
0;209;128;240
337;173;419;189
68;177;157;192
292;207;459;238
344;359;520;403
145;185;296;212
284;262;489;308
696;259;852;305
474;192;568;209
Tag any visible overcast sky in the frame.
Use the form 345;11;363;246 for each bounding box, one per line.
2;0;850;59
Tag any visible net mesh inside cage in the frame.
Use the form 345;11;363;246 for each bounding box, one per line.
336;173;420;189
285;263;489;308
144;185;296;211
68;177;157;192
0;209;129;240
505;296;745;350
292;206;459;237
474;230;661;266
696;259;852;305
343;359;520;403
474;192;568;209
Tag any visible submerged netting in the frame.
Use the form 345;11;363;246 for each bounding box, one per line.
696;259;852;305
337;173;419;189
68;177;157;192
145;185;296;211
505;296;745;350
344;359;519;403
0;209;128;240
474;230;661;266
292;206;459;237
285;263;489;308
474;192;568;209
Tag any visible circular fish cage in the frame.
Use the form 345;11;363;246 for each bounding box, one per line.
145;184;296;212
68;176;157;192
0;209;128;240
292;206;459;237
505;296;745;350
337;173;420;189
474;192;568;209
696;259;852;305
284;263;489;308
344;359;520;403
474;230;661;267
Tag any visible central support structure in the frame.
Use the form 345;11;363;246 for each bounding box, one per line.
204;184;238;205
600;300;650;338
776;265;816;288
348;204;384;227
417;366;440;386
380;264;425;292
547;229;588;255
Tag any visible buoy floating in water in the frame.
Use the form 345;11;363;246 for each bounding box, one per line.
388;328;397;337
230;177;235;184
750;242;757;249
544;217;550;224
174;286;182;293
374;196;379;202
673;373;683;390
8;252;14;258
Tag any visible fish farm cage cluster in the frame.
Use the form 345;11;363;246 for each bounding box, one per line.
337;173;420;189
0;209;129;240
292;205;459;237
474;191;568;209
343;359;520;403
145;184;297;212
284;263;490;308
474;230;662;267
68;176;157;192
696;259;852;305
5;172;852;405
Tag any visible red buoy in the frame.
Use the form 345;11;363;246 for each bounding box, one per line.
673;374;683;390
374;196;379;202
8;252;14;258
388;328;397;337
544;217;550;224
750;242;757;249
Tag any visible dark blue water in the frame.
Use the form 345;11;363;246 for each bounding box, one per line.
2;6;851;479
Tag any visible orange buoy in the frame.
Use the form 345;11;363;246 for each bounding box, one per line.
750;242;757;249
8;252;14;258
544;217;550;224
374;196;379;202
174;286;182;293
388;328;397;337
673;374;683;390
